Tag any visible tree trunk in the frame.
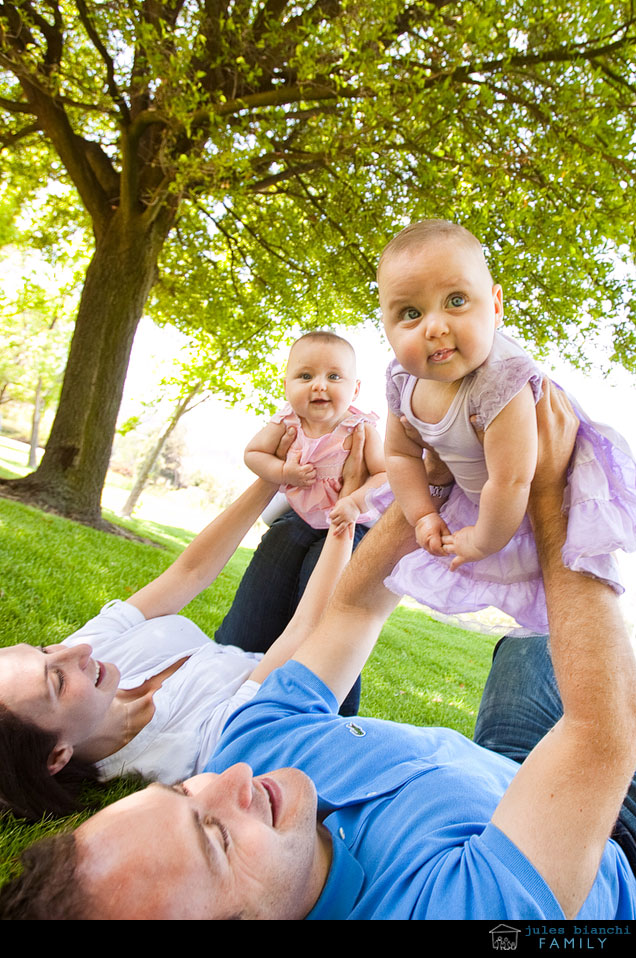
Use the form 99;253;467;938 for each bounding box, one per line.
27;375;43;469
0;209;174;526
121;382;202;518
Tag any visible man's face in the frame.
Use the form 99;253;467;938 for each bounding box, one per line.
75;764;330;919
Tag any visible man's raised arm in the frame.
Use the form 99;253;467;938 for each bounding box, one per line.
491;382;636;917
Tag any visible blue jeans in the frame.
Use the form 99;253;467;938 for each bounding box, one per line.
474;633;636;847
215;509;368;715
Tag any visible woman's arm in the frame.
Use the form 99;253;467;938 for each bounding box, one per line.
127;427;300;618
328;424;387;534
443;384;537;570
127;480;278;618
248;524;355;682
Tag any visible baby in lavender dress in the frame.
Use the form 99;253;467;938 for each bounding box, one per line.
245;330;385;535
378;219;636;633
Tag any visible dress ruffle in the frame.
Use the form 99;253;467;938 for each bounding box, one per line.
379;400;636;634
469;356;543;430
384;486;550;633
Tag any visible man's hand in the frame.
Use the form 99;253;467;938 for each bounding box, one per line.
529;380;579;504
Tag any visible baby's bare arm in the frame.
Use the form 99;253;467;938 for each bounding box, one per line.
385;413;450;553
444;384;537;568
385;412;437;526
245;421;316;487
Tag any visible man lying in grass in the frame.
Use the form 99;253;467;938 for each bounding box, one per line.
3;384;636;920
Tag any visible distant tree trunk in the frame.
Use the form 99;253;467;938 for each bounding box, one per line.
0;208;175;527
28;375;43;469
121;382;202;518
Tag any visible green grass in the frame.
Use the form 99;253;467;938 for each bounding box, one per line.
0;493;497;883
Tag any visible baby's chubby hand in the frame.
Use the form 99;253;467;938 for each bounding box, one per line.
328;495;361;537
282;448;317;487
415;513;450;556
442;525;489;571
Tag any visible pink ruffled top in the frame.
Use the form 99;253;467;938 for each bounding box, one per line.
270;403;379;529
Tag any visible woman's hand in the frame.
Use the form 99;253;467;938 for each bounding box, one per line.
340;422;368;497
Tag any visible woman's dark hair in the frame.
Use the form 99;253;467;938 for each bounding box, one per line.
0;704;101;821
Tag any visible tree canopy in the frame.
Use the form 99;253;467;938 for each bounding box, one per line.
1;0;635;523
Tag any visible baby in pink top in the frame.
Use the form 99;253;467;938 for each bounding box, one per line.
245;331;385;534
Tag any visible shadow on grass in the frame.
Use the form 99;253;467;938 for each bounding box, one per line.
102;509;195;551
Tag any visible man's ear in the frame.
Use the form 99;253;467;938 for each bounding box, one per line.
492;285;504;328
47;743;73;776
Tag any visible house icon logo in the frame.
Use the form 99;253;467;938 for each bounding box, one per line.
489;924;520;950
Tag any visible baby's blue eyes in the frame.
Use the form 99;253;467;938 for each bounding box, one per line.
399;295;466;319
448;294;466;308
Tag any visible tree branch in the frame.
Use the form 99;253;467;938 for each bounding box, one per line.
74;0;131;123
248;158;325;191
0;95;38;114
0;119;39;145
251;0;289;40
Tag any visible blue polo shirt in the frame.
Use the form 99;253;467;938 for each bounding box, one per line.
208;661;636;920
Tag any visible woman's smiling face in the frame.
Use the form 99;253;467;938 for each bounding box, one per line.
0;642;120;759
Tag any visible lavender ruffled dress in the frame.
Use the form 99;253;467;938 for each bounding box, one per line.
382;332;636;634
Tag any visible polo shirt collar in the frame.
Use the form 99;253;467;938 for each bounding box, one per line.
305;830;364;920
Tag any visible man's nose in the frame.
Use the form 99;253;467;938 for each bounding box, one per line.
186;764;254;811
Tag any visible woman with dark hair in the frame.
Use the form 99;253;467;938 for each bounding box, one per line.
0;427;364;821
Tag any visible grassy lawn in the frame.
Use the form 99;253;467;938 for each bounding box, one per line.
0;469;498;883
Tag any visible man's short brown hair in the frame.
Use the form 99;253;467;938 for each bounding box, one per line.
0;832;89;920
